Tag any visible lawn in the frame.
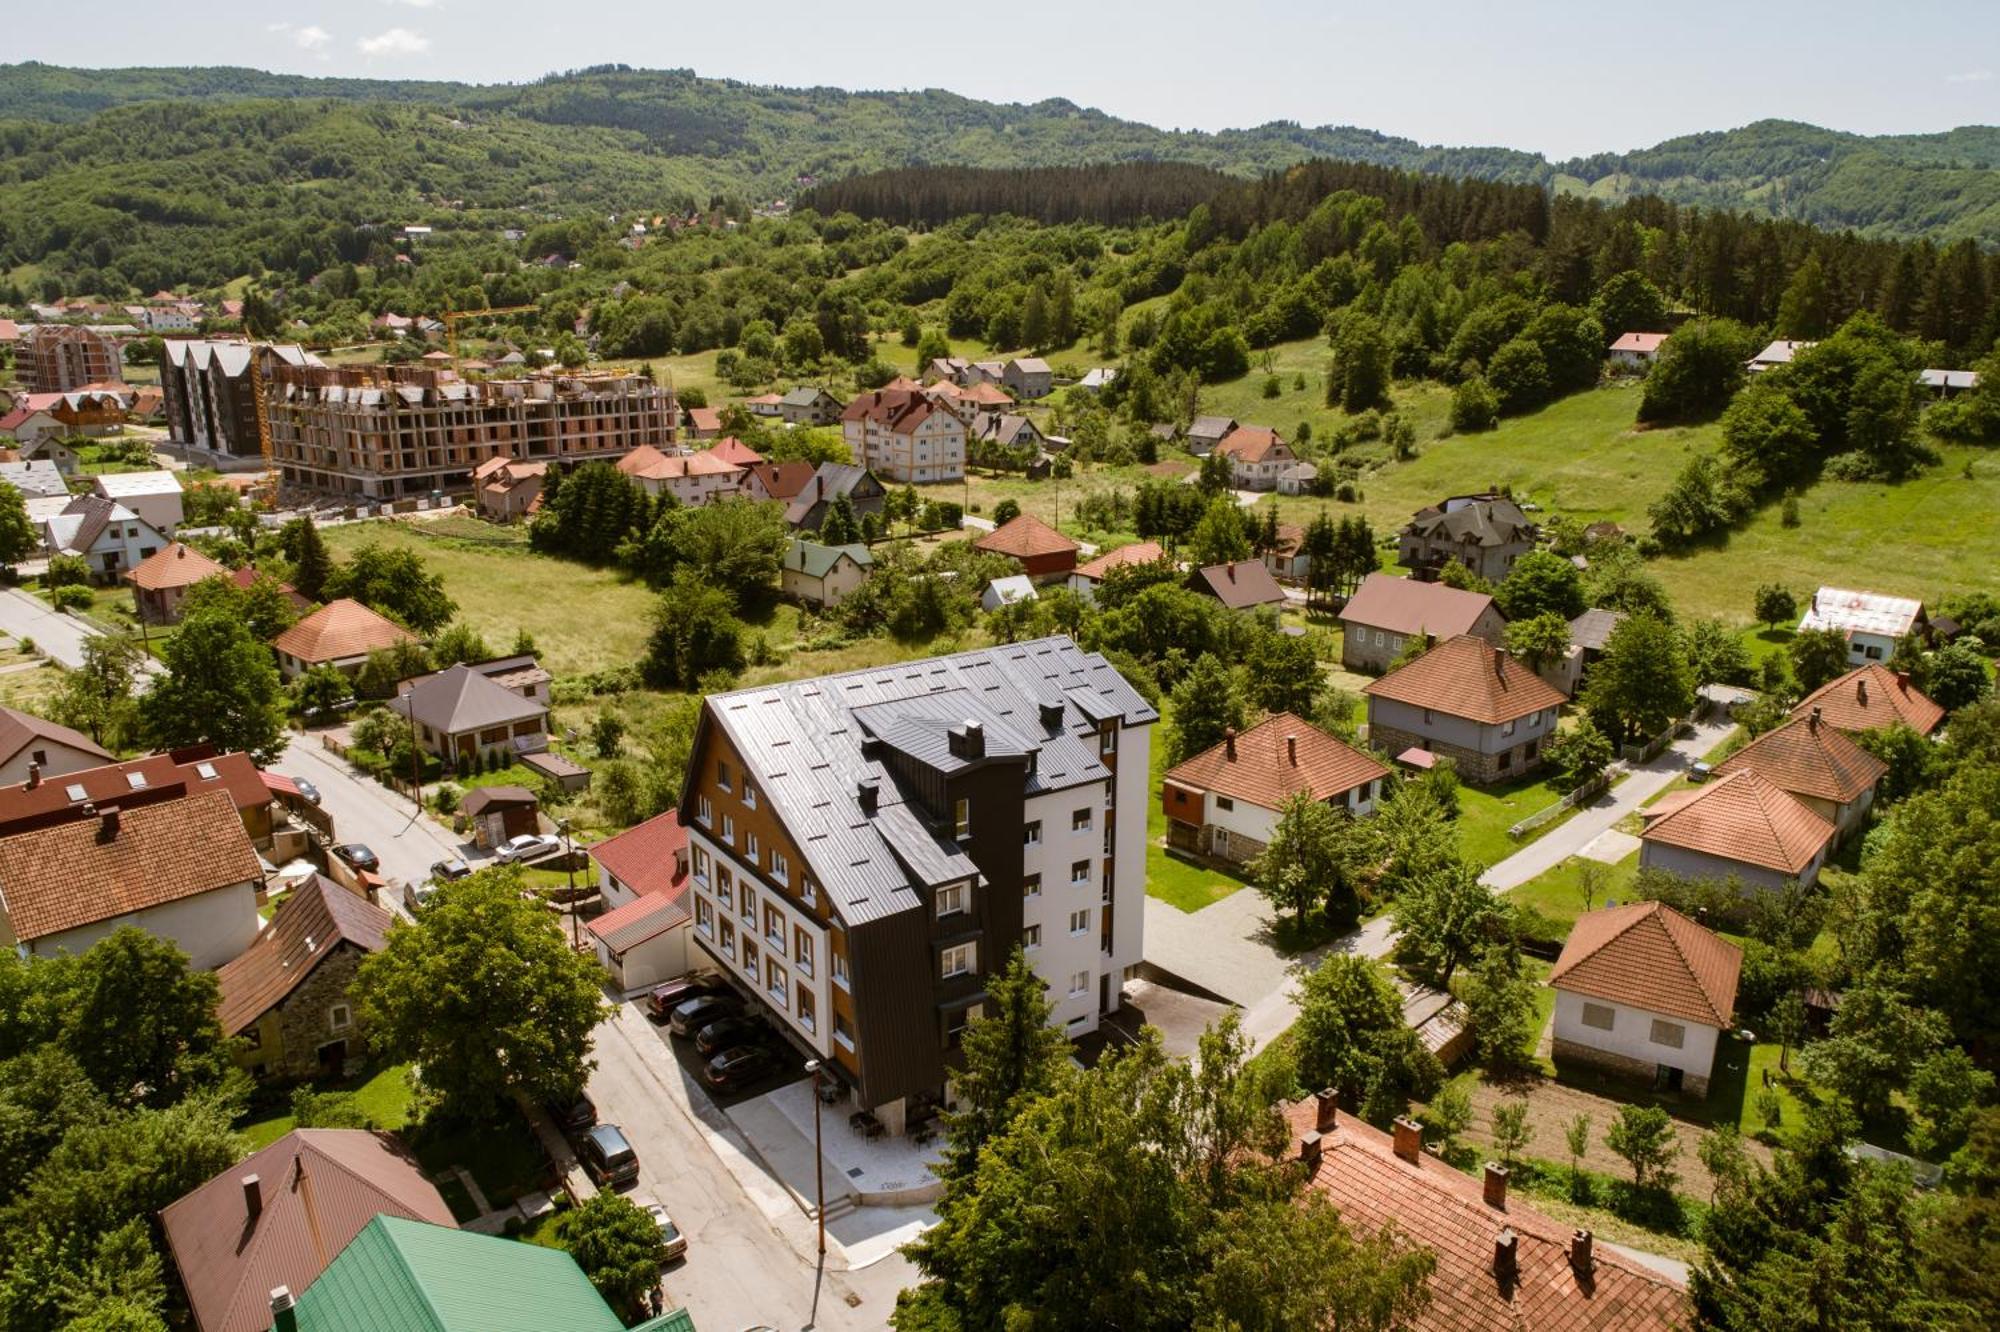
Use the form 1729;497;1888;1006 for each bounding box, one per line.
1503;854;1640;933
1143;695;1253;912
237;1063;418;1150
410;1106;552;1211
1454;769;1582;870
0;662;67;713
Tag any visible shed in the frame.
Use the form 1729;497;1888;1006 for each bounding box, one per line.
459;784;539;847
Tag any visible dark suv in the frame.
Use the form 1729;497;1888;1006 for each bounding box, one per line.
579;1123;639;1188
647;972;727;1023
668;993;741;1037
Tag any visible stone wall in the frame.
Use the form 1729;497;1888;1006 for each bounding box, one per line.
1552;1037;1710;1098
266;944;371;1080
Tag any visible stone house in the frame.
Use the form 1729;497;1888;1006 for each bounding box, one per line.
1001;357;1052;399
215;876;392;1080
1361;635;1567;784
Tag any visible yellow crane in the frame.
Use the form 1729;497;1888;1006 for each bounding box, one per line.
440;305;541;362
248;348;277;502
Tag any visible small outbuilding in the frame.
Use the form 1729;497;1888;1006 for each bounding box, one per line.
459;785;540;848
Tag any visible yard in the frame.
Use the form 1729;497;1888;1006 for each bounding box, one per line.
1454;768;1584;870
236;1062;418;1150
1503;854;1640;933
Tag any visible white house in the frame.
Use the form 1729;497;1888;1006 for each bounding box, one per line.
1748;339;1814;373
1548;900;1741;1098
1797;586;1927;666
1606;331;1668;368
43;496;169;581
585;810;692;993
0;705;115;785
780;539;873;609
1161;712;1389;865
91;470;185;535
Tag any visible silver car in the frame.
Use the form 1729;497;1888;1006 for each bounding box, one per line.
495;833;562;863
638;1198;687;1262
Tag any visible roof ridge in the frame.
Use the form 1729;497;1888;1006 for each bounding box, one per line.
1547;900;1653;985
1649;906;1726;1026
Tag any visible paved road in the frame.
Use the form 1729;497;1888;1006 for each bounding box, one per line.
264;736;490;898
0;588;126;670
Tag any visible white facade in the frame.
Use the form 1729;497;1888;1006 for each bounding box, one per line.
592;866;691;991
1551;989;1722;1088
45;506;168;580
0;735;111;786
844;410;966;484
18;880;260;971
1178;776;1381;859
92;472;186;535
685;827;836;1061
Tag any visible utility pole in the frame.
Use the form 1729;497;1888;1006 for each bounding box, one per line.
805;1058;826;1258
559;816;579;950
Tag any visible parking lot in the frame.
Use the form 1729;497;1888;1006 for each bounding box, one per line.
643;979;816;1112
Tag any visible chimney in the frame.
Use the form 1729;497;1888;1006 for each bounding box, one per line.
97;807;120;841
1286;734;1298;766
1493;1227;1519;1281
1391;1116;1422;1164
1314;1087;1339;1132
1299;1129;1323;1169
1857;677;1869;705
1483;1161;1509;1209
1493;645;1508;677
1039;700;1065;729
1809;706;1822;733
24;761;38;790
855;777;879;815
816;474;825;500
1895;671;1911;694
269;1287;297;1332
242;1173;262;1220
1224;727;1237;761
1569;1228;1595;1275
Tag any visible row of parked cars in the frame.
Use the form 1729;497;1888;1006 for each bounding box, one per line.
544;1093;686;1261
648;973;787;1091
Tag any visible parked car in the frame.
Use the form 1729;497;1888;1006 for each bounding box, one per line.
333;843;378;873
546;1091;597;1133
496;833;563;864
669;994;741;1037
579;1123;639;1188
431;858;472;883
402;880;437;914
293;779;321;806
693;1015;766;1058
1688;761;1715;784
637;1197;687;1262
701;1045;775;1090
647;972;728;1022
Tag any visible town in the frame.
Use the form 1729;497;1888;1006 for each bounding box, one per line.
1;31;1998;1332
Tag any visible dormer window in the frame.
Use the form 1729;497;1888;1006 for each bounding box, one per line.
64;784;88;802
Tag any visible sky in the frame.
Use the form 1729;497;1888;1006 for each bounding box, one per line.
12;0;2000;159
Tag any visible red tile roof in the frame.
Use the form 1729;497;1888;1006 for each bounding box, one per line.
1789;664;1945;735
1164;712;1387;812
706;435;762;466
1549;900;1742;1028
214;876;392;1035
1638;768;1834;876
974;512;1080;560
587;809;688;899
123;541;229;591
1364;634;1566;725
1714;712;1886;805
0;748;267;830
1609;332;1669;354
1283;1100;1687;1331
1215;425;1288;463
617;445;743;481
1341;572;1499;639
1072;540;1167;581
160;1129;454;1332
688;407;726;435
744;460;817;502
271;599;416;664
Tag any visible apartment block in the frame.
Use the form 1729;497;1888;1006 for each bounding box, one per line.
265;365;676;498
23;324;121;394
839;388;966;484
159;339;320;459
679;637;1155;1134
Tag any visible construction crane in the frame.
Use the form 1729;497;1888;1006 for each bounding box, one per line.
441;305;540;362
248;348;277;503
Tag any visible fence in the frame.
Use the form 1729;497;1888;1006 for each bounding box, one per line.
1506;769;1616;841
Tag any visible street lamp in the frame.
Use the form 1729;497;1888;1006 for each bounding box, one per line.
557;816;578;950
805;1058;826;1258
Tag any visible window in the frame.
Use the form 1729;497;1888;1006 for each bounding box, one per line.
938;883;968;917
768;962;788;1008
834;1014;855;1051
942;943;975;979
1069;909;1090;935
746;832;761;864
328;1003;352;1032
714;875;733;914
1501;718;1516;737
739;887;756;924
1216;796;1234;812
1099;728;1116;755
743;779;758;809
1069;970;1089;996
716;760;732;793
1024;820;1042;846
1580;1002;1616;1031
1023;874;1041;899
832;950;850;991
954;797;971;839
1498;750;1513;771
696;897;714;937
1650;1019;1686;1050
692;846;710;882
1071;860;1090;885
765;905;784;951
720;918;736;959
721;813;735;846
771;850;789;884
1072;807;1092;832
802;877;818;907
1024;924;1042;949
1422;707;1434;725
30;749;46;767
697;795;713;826
742;941;760;985
794;929;814;977
797;984;816;1033
1373;631;1385;647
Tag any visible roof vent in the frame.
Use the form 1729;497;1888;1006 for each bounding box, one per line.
269;1286;297;1332
855;778;879;815
1286;734;1298;766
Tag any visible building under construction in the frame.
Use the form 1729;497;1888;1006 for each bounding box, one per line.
159;339;321;461
23;324;122;394
264;365;677;499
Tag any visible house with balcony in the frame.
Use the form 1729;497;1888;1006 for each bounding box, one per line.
1162;713;1388;864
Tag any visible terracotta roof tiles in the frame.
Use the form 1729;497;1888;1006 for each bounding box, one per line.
1714;712;1886;805
270;599;416;664
1364;634;1566;725
214;876;392;1035
1164;712;1387;813
1638;768;1834;876
1073;540;1167;581
123;541;228;591
1790;664;1945;735
973;512;1079;560
1549;900;1742;1028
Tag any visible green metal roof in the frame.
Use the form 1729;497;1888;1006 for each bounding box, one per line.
631;1309;698;1332
783;539;872;579
287;1215;625;1332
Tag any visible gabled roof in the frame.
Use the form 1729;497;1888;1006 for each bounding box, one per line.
1402;494;1535;548
1165;711;1388;812
1609;332;1669;354
1073;540;1167;581
1567;607;1626;653
92;469;183;498
587;886;690;954
686;406;724;433
272;599;417;664
1714;712;1886;805
0;705;113;769
1341;572;1498;639
1187;414;1237;439
458;785;538;815
746;460;817;502
390;663;546;736
780;386;838;407
588;808;689;901
785;462;881;524
1194;560;1287;609
1006;357;1050;374
706;435;763;466
0;747;266;829
973;512;1079;560
1750;338;1814;365
1789;663;1945;735
1215;425;1288;463
985;574;1039;605
784;539;873;580
1638;768;1834;876
1798;586;1924;640
1549;900;1742;1028
162;1133;455;1332
215;876;393;1035
124;540;228;591
1363;634;1566;725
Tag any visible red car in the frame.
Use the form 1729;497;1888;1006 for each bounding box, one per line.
646;972;727;1022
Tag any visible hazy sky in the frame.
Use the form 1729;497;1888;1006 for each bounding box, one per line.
14;0;2000;159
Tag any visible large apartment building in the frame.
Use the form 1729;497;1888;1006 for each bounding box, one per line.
840;388;967;484
158;339;321;459
23;324;121;393
264;365;677;498
678;637;1155;1133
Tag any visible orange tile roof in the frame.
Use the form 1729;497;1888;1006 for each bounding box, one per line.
1714;712;1886;805
706;435;763;466
1364;634;1566;725
974;512;1079;560
617;445;743;481
1283;1100;1687;1332
270;598;416;664
1164;711;1387;812
123;541;229;591
1789;664;1945;735
1638;768;1834;875
0;789;261;942
1073;540;1167;581
1215;425;1288;463
1549;900;1742;1028
214;876;392;1035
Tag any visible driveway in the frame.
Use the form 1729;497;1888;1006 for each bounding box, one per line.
0;588;163;676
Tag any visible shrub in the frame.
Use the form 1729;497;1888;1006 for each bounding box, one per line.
45;553;92;588
50;585;94;612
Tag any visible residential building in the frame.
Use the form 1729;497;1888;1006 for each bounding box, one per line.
1748;339;1814;372
158;339;320;459
742;459;818;504
616;444;745;506
586;809;692;992
1713;710;1886;840
460;786;541;847
3;388;127;438
1549;900;1742;1098
1214;425;1294;489
1919;368;1979;396
1263;522;1310;582
0;787;262;969
684;405;725;438
1001;357;1053;399
42;495;168;580
125;541;230;624
744;392;785;418
265;363;675;499
1276;461;1319;495
981;573;1039;611
841;388;967;483
1339;572;1507;673
973;512;1080;580
778;386;844;426
969;411;1047;451
679;636;1156;1134
144;304;198;333
1184;415;1238;455
1162;713;1388;864
781;539;873;608
1281;1096;1688;1330
471;455;547;521
1362;635;1567;784
0;705;114;784
390;661;550;767
1076;367;1118;393
1790;663;1945;736
17;433;81;473
0;747;281;850
1607;331;1668;367
786;462;888;532
271;599;418;679
1397;493;1537;583
216;876;392;1080
1638;768;1836;889
1567;607;1626;684
161;1132;455;1332
1797;586;1928;665
1192;559;1287;611
0;403;63;446
22;324;120;393
91;469;184;533
924;356;972;384
1066;540;1167;602
0;457;70;497
707;435;764;468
